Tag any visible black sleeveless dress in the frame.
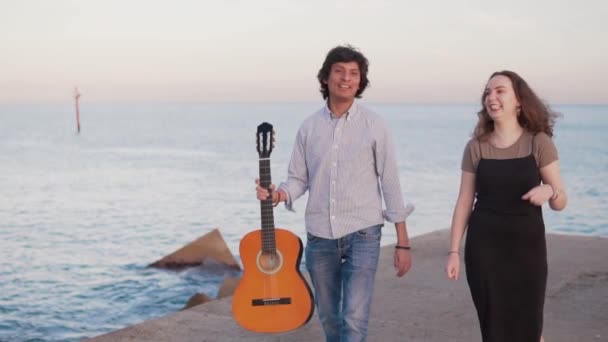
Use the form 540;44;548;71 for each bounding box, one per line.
465;139;547;342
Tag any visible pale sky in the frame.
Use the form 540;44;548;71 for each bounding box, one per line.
1;0;606;104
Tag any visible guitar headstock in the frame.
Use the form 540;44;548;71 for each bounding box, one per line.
256;122;274;158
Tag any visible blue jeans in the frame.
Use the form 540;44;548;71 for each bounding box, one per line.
305;224;382;342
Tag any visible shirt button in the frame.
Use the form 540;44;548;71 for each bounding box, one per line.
331;216;335;220
331;198;335;202
333;162;337;167
333;145;338;149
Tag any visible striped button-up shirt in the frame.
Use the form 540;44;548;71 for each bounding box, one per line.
279;101;414;239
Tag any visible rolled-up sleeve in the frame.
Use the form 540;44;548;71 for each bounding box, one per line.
374;122;414;222
278;129;308;211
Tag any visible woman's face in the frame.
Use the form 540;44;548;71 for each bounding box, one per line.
484;75;521;121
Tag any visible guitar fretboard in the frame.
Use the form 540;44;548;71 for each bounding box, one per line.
259;158;276;254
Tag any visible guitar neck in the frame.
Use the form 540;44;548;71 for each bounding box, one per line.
259;158;276;253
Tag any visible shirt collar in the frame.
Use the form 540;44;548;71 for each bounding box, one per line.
324;100;359;122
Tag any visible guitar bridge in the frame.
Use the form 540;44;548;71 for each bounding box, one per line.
251;297;292;306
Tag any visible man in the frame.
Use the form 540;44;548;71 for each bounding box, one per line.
256;45;414;342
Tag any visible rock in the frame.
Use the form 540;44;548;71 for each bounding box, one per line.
149;228;240;270
181;293;213;310
180;276;242;311
217;275;241;299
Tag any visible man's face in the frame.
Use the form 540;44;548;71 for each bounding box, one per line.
324;61;361;102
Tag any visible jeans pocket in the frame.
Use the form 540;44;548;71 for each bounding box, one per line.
307;232;319;243
355;225;383;240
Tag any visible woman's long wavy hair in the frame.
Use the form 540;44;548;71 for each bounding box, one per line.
474;70;560;140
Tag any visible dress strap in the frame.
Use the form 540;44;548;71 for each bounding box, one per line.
530;133;536;156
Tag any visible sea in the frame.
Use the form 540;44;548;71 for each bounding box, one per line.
1;102;606;341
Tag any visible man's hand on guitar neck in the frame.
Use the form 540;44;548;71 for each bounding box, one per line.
255;179;284;204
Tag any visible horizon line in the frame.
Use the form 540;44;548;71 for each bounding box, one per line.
1;100;607;106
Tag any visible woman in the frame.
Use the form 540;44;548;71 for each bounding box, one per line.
445;70;567;342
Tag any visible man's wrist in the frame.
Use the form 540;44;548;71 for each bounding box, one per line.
272;190;282;207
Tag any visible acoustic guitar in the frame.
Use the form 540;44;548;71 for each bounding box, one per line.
232;122;314;333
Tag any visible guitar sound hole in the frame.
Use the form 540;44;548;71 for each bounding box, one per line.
258;252;281;273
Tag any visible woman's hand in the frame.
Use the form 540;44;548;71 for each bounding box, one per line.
446;252;460;280
522;184;553;206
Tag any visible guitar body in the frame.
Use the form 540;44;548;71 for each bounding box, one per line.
232;228;314;333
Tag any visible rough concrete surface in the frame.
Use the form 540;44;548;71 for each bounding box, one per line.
87;229;607;342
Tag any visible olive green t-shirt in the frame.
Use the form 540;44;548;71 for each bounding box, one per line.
461;131;558;173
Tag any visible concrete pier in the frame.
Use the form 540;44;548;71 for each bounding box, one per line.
87;229;608;341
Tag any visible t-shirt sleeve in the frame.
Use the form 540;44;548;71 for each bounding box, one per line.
534;132;559;168
461;139;477;173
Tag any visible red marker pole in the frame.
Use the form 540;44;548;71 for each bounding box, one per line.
74;87;81;134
